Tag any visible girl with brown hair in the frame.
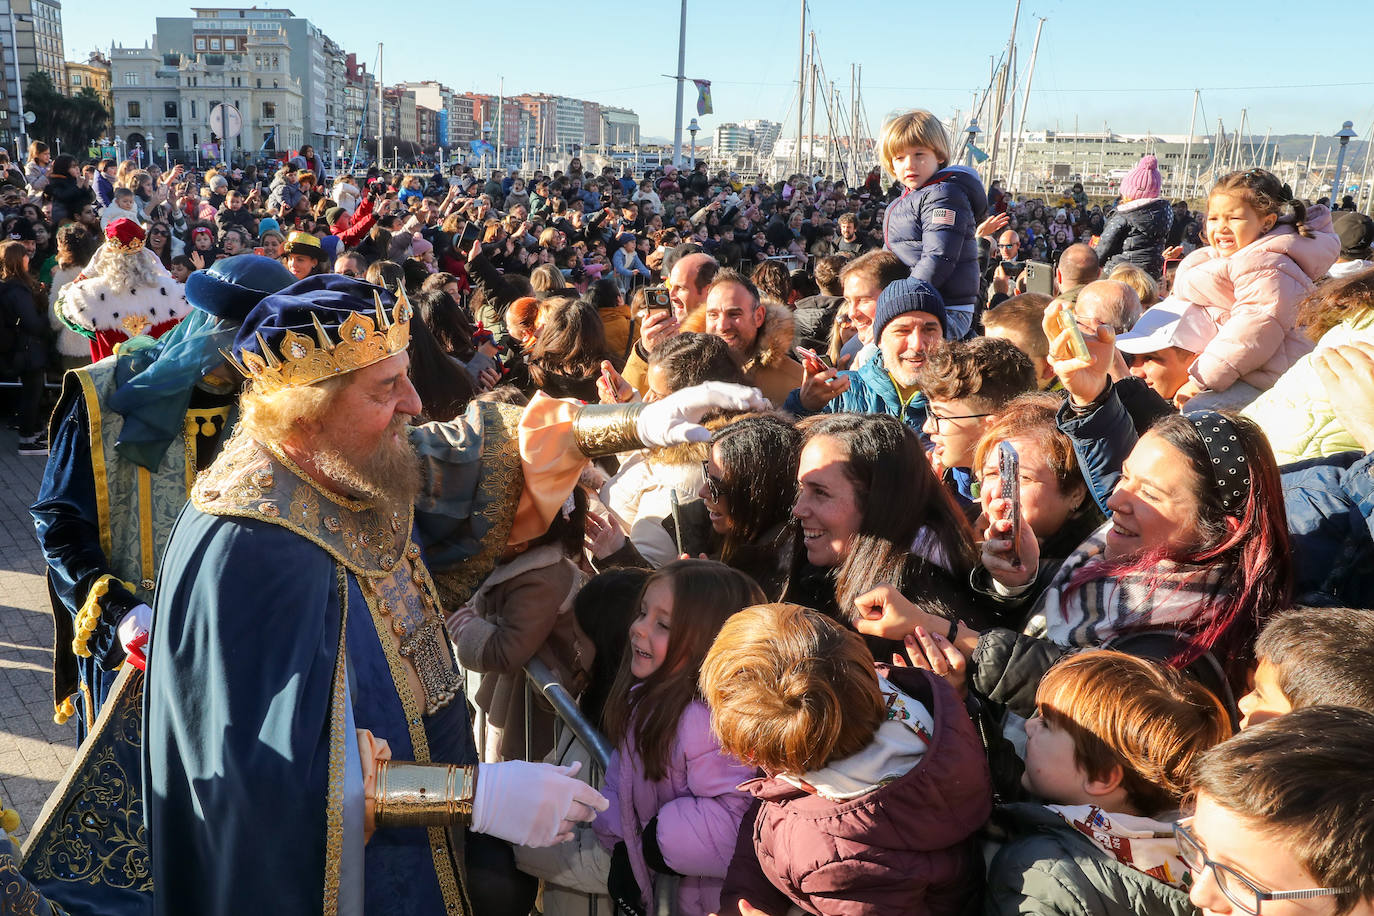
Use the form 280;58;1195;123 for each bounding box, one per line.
595;560;764;916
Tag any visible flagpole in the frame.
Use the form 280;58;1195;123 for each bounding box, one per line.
672;0;687;168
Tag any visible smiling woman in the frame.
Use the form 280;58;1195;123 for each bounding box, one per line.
783;412;992;660
858;409;1292;726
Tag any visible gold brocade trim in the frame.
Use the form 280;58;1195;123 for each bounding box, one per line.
74;371;113;560
358;568;468;914
571;402;645;458
183;414;196;494
193;435;409;579
21;665;151;892
431;404;525;612
322;566;349;916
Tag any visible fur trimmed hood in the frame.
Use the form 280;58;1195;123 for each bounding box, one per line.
58;272;190;336
680;298;798;374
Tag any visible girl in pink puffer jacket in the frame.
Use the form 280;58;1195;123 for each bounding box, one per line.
1170;169;1339;410
594;561;763;916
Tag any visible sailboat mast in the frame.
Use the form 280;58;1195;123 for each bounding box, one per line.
794;0;806;176
1008;16;1044;193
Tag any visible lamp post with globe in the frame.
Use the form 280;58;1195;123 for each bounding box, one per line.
1332;120;1358;208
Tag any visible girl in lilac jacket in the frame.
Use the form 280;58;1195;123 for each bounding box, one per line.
594;561;764;916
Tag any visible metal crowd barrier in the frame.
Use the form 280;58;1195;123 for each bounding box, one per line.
518;658;679;916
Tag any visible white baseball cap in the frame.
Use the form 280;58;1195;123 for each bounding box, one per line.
1115;297;1217;355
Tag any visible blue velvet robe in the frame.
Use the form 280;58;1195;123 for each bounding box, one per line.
144;506;475;915
144;398;531;916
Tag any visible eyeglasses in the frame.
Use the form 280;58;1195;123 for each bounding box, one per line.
700;460;723;503
1174;823;1353;915
998;243;1018;250
926;407;992;432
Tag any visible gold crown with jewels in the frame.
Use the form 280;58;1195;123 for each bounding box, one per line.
224;289;413;392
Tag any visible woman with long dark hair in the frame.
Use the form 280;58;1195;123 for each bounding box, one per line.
698;414;800;598
0;241;51;453
523;297;607;401
43;154;94;225
785;412;987;658
406;316;475;423
143;221;179;268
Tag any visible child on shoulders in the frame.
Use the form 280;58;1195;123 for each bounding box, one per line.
879;109;988;340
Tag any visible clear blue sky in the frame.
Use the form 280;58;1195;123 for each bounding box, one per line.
64;0;1374;144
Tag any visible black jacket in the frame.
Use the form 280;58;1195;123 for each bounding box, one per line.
1094;198;1173;279
0;278;50;374
44;175;95;224
791;293;843;354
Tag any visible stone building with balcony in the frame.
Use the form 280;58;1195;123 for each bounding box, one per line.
111;23;302;164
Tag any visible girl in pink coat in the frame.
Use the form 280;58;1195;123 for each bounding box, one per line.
594;560;764;916
1170;168;1339;410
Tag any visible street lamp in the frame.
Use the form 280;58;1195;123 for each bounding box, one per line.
7;13;31;160
964;119;982;169
1332;120;1358;207
393;145;399;171
164;141;171;171
687;117;699;169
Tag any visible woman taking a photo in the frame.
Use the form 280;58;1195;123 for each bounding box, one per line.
858;311;1293;717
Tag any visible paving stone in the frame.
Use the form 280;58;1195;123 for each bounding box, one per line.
0;428;76;831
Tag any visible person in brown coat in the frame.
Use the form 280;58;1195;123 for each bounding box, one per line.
446;490;593;762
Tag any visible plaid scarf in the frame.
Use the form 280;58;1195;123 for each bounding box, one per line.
1024;522;1226;647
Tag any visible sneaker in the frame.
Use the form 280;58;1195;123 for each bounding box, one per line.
17;434;47;456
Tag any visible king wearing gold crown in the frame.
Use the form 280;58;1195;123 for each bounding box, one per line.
138;274;765;915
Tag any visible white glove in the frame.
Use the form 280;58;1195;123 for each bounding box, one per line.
472;760;608;847
117;603;153;669
636;381;770;448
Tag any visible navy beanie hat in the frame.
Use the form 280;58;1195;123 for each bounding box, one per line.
184;254;298;324
873;277;947;341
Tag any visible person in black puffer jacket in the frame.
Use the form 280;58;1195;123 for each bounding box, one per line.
1095;155;1173;279
43;154;96;226
0;240;51;453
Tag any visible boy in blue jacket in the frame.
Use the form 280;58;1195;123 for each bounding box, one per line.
879;109;988;340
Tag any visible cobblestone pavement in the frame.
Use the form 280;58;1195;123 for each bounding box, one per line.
0;426;77;841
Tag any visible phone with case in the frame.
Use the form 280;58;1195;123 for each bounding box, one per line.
997;440;1022;567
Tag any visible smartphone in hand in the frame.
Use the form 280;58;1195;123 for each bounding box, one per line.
997;440;1022;568
1055;306;1092;362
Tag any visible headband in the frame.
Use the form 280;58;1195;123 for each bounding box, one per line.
1186;411;1250;515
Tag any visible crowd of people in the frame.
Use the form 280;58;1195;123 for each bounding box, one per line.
2;104;1374;916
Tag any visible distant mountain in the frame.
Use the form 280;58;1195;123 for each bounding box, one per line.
1248;133;1369;163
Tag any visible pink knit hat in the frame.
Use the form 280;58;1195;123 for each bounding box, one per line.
1120;155;1162;200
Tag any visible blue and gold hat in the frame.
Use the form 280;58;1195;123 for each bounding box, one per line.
226;274;412;392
